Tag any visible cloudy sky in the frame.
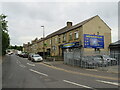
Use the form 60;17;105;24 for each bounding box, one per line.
1;0;119;46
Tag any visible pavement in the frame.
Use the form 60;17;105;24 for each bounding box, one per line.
43;61;119;74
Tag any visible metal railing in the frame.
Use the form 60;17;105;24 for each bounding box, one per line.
64;51;119;70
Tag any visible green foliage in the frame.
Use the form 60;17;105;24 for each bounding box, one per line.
0;14;8;32
44;43;47;46
8;45;23;51
0;14;10;55
2;31;10;55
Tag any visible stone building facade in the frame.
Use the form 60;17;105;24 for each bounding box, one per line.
23;15;111;57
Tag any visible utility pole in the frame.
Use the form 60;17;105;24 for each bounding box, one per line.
41;26;45;60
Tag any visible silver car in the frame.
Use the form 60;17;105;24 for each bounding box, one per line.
28;53;34;60
31;54;43;62
95;55;117;66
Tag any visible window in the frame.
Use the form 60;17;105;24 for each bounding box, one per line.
55;38;57;44
97;32;99;35
63;34;66;42
58;37;61;43
74;31;79;39
95;48;100;52
52;46;56;50
69;32;72;41
50;39;52;44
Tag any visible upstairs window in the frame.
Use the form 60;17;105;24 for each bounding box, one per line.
74;31;79;39
97;32;99;35
55;38;57;44
63;34;66;42
69;32;72;41
58;37;61;43
50;39;52;44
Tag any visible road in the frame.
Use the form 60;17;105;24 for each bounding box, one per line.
2;55;120;89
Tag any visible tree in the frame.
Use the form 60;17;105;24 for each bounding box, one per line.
0;14;8;32
8;45;23;51
0;14;10;55
2;31;10;55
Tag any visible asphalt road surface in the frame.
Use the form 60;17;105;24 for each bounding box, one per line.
2;54;120;89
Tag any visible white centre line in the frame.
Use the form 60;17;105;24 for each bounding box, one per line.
63;80;94;89
19;64;26;68
16;61;19;64
16;60;21;64
27;63;35;66
29;69;48;77
96;80;120;86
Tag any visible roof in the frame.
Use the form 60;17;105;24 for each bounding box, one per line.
25;15;111;45
109;40;120;48
60;15;98;34
110;40;120;45
45;15;98;38
45;26;69;39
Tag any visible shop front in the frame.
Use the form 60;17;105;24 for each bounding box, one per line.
60;42;82;57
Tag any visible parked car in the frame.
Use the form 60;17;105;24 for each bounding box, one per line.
28;53;34;60
80;56;109;68
31;54;43;62
80;56;98;68
22;53;29;58
95;55;117;66
8;52;13;55
18;52;24;57
92;56;108;67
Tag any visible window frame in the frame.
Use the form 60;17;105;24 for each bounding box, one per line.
63;33;66;42
69;32;72;41
58;37;61;43
74;31;79;39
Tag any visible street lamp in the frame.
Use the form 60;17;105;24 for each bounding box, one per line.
41;26;45;60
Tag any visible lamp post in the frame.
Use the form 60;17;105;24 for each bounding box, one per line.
41;26;45;60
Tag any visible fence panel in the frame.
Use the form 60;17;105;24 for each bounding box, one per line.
64;51;119;72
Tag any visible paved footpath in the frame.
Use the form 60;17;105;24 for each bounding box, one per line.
43;61;119;74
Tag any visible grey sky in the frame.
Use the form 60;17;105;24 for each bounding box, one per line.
1;1;119;46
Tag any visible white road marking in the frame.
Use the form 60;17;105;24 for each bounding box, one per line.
96;80;120;86
29;69;48;77
27;63;35;66
16;60;21;64
19;64;26;68
63;80;93;89
16;61;19;64
86;69;98;71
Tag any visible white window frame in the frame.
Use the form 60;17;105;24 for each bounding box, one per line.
50;39;52;44
74;31;79;39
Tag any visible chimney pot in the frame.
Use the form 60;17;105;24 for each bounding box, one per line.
67;22;72;27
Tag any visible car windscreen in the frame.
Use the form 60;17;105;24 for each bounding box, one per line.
33;55;40;57
93;56;102;61
103;55;110;58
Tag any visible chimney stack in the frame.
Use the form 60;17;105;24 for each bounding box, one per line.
28;42;30;45
67;21;72;28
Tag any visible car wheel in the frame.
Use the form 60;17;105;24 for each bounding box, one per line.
31;59;34;62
